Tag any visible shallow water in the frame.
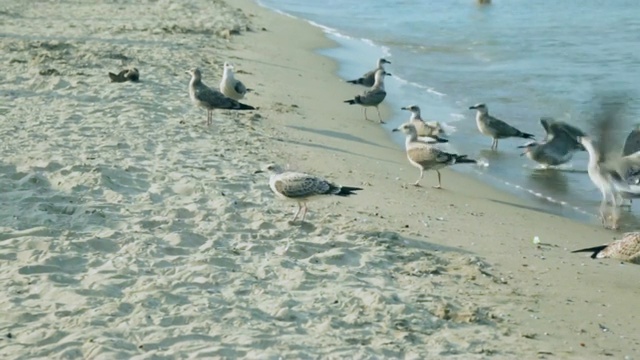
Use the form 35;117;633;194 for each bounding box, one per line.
257;0;640;225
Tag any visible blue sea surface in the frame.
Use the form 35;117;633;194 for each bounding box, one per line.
257;0;640;225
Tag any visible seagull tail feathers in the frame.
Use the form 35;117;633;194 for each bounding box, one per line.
235;102;256;110
344;99;357;105
571;245;607;259
520;132;535;139
454;155;477;164
335;186;364;197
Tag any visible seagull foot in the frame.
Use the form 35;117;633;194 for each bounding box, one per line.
432;185;443;190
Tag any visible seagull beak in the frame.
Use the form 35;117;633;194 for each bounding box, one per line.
516;145;529;156
468;105;476;110
400;106;408;110
254;170;264;174
386;73;392;77
392;128;400;132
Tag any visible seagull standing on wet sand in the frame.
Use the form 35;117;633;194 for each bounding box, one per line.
187;68;255;126
344;69;388;123
401;105;447;142
572;232;640;264
219;62;248;101
469;103;534;150
393;123;476;188
254;164;363;223
346;58;392;87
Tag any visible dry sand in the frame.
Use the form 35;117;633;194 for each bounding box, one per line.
0;0;639;359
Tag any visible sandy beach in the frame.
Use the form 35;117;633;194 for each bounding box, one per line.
1;0;639;358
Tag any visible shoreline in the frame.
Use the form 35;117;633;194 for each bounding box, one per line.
237;0;640;357
0;0;638;358
252;0;628;229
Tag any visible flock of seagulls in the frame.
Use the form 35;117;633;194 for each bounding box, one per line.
182;58;640;265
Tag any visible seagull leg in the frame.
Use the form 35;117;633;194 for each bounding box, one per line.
375;106;384;124
599;197;607;225
433;170;442;189
292;203;303;222
300;203;309;222
363;107;369;121
413;169;424;187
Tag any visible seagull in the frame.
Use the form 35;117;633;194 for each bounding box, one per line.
254;164;363;223
518;118;586;167
578;93;633;228
518;140;576;167
597;126;640;208
393;123;476;188
400;105;447;142
187;68;255;126
622;125;640;157
539;117;586;151
572;232;640;264
578;135;623;229
219;62;248;101
344;69;388;123
346;58;392;87
611;150;640;207
468;103;534;150
108;68;140;83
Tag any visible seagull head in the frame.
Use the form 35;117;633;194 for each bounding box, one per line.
223;62;235;71
186;68;202;80
374;69;391;83
517;141;539;156
392;123;418;136
378;58;391;66
469;103;488;114
401;104;421;114
255;163;285;175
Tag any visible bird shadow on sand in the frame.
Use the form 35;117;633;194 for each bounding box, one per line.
278;138;399;165
489;198;567;216
287;125;396;150
357;230;476;256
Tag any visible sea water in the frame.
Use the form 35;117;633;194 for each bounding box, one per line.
257;0;640;225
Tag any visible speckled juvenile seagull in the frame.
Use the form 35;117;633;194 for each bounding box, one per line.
572;232;640;264
187;68;255;126
346;58;392;87
255;164;363;223
393;123;476;188
219;62;248;101
469;103;534;150
344;69;388;123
